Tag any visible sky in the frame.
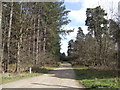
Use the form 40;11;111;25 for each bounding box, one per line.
60;0;120;55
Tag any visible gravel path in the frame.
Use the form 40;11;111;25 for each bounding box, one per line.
1;62;84;89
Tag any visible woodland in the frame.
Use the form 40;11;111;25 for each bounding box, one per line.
0;2;120;75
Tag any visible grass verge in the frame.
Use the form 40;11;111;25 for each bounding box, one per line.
0;66;57;84
0;73;42;84
73;67;120;88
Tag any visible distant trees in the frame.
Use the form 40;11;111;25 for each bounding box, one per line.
1;2;70;73
68;6;118;69
60;52;66;61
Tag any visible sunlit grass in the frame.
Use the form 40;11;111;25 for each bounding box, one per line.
0;73;42;84
73;67;120;88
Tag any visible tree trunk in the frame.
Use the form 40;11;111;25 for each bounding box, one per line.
0;1;2;72
43;27;46;52
35;29;39;64
16;28;23;72
15;4;23;72
35;16;41;64
33;18;36;64
118;41;120;69
16;41;20;72
28;31;31;58
6;2;13;72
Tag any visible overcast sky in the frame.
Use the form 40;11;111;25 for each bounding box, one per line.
60;0;120;55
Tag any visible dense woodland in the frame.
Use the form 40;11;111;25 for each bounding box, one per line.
0;2;70;73
0;2;120;74
0;2;119;88
68;6;120;70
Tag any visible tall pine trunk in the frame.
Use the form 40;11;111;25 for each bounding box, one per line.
43;27;46;53
6;2;13;72
16;41;20;72
35;29;39;64
15;4;23;72
0;1;2;72
118;41;120;69
33;18;36;64
35;15;41;64
16;28;23;72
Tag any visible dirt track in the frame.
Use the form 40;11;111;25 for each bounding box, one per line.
1;62;85;89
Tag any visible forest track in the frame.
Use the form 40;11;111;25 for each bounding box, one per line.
1;62;84;89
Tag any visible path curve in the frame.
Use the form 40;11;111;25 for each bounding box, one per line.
1;62;84;89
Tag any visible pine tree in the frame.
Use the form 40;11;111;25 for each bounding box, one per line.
85;6;108;65
1;2;70;72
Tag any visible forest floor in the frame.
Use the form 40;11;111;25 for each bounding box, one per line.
1;62;84;89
